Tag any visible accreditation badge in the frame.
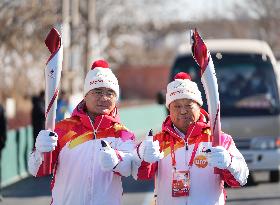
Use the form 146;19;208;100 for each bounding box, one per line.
172;170;190;197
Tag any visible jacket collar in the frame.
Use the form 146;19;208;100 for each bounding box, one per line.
71;100;120;130
162;108;210;142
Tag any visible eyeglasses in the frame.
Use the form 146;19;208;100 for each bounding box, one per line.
91;89;116;99
172;103;199;110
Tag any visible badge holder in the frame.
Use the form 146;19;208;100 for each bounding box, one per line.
170;134;201;198
172;168;190;197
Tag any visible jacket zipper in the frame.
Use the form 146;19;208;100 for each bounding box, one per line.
87;115;104;203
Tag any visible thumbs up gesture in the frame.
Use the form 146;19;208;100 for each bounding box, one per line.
99;140;120;171
138;130;164;163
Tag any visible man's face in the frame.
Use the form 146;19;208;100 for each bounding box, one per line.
85;87;117;116
169;99;200;133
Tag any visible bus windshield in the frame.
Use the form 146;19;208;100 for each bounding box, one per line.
171;53;280;116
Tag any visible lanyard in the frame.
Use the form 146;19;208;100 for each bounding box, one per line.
170;125;200;170
88;114;104;139
187;139;200;167
170;137;200;169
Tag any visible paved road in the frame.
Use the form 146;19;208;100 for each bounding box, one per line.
1;173;279;205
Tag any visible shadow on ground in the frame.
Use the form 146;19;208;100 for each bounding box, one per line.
122;176;154;193
1;175;153;198
2;176;51;197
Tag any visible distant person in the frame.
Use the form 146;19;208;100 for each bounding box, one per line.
0;102;7;200
0;103;7;154
31;91;45;147
56;90;71;122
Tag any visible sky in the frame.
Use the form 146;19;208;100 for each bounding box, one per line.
163;0;245;21
127;0;247;26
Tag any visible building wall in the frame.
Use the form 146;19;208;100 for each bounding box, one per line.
116;65;170;100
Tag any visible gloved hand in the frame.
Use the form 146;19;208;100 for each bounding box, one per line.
138;130;164;163
207;146;232;169
35;130;58;153
99;140;120;171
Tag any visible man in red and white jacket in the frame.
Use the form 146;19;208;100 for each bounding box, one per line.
28;60;135;205
132;72;249;205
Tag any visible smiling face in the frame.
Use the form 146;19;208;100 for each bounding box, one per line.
169;98;200;134
85;87;117;116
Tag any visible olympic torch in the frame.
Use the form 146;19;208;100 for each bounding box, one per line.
190;29;221;147
43;28;63;175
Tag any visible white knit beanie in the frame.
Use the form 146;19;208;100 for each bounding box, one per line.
166;72;203;108
83;60;119;99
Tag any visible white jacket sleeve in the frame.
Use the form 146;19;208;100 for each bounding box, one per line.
219;133;249;187
28;150;43;176
27;130;58;176
227;144;249;186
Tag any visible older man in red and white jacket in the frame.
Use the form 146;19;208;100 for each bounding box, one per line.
133;72;249;205
28;60;135;205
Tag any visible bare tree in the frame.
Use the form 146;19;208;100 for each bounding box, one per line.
232;0;280;57
0;0;61;98
0;0;193;99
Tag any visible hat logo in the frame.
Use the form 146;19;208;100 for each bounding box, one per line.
169;89;196;96
170;90;183;96
89;79;118;86
90;79;104;85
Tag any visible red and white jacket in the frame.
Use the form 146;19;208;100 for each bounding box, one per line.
132;110;249;205
28;101;135;205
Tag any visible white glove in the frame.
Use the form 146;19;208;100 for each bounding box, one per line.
138;131;164;163
99;140;120;171
35;130;58;153
207;146;232;169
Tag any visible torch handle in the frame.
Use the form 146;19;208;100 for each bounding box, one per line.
42;153;52;175
42;132;54;175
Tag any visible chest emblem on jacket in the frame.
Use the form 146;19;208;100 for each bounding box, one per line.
194;154;208;168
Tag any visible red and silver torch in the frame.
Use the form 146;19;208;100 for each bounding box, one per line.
190;29;221;147
43;28;63;175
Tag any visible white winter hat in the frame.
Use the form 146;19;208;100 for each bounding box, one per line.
166;72;203;108
84;59;119;99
